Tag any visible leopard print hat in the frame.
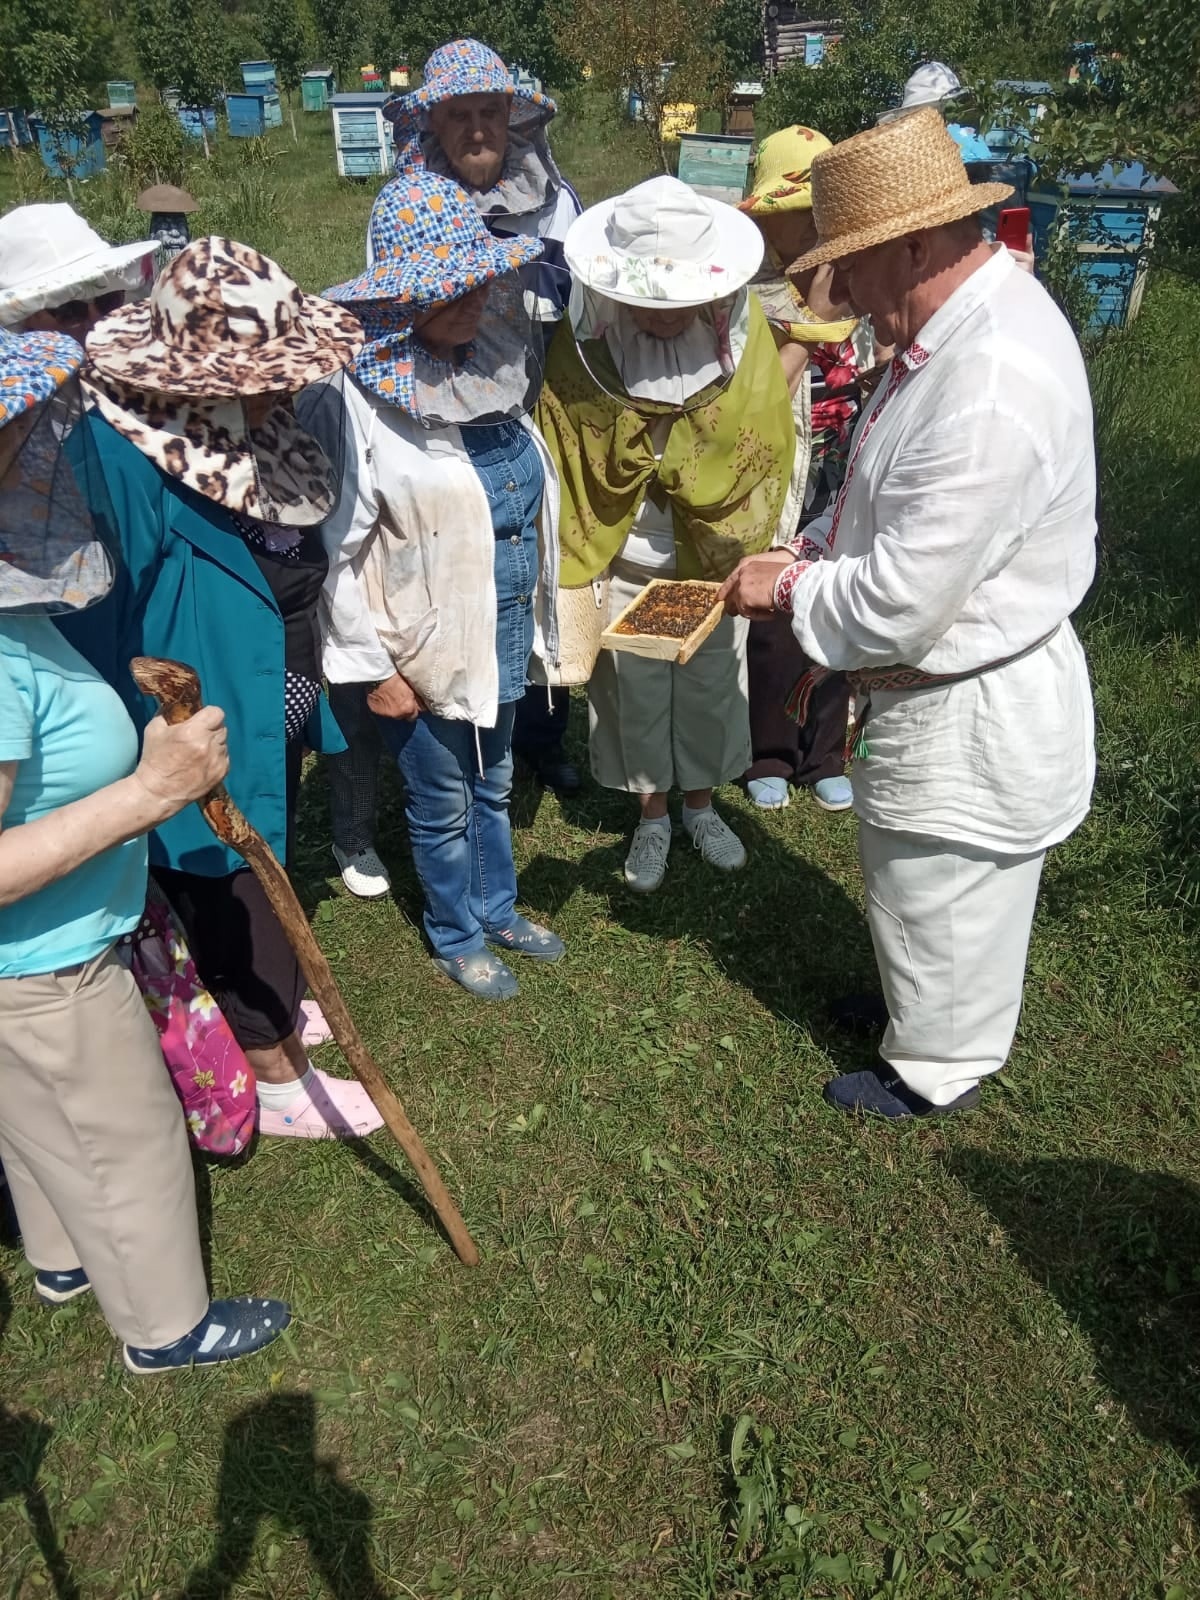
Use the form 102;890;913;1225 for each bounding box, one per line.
84;239;363;524
87;237;363;397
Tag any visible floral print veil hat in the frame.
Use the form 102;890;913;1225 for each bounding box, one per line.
565;175;764;310
384;38;556;160
739;126;833;215
323;172;543;422
0;326;119;614
383;39;568;224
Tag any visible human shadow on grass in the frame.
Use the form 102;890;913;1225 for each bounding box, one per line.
176;1391;387;1600
294;734;876;1071
0;1276;81;1600
518;775;875;1070
949;1151;1200;1519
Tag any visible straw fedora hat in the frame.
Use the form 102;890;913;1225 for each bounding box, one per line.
790;107;1012;272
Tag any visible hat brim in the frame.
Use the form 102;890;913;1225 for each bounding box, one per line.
0;240;159;328
384;82;556;134
137;187;199;214
86;290;364;398
324;232;543;309
739;184;815;216
789;181;1013;272
565;194;764;308
0;330;82;428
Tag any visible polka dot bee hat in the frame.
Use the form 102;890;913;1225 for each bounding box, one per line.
0;326;82;429
384;37;556;162
323;171;542;415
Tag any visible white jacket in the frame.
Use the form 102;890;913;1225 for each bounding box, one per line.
315;375;560;730
786;248;1096;854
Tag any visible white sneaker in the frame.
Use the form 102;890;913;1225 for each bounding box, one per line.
332;845;391;899
624;819;672;893
683;807;746;872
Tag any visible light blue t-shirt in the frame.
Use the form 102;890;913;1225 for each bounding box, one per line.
0;616;147;977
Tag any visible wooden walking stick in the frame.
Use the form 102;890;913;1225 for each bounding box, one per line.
131;655;480;1268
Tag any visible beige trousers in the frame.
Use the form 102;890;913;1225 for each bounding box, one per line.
0;945;208;1348
860;821;1046;1106
589;566;751;794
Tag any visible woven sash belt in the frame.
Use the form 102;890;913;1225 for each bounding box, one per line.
844;623;1063;760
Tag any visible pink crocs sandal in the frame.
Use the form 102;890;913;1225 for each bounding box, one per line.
299;999;334;1048
257;1069;384;1140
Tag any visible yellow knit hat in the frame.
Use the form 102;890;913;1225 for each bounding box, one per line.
739;125;833;215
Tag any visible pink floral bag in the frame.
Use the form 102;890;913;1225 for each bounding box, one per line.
127;883;257;1156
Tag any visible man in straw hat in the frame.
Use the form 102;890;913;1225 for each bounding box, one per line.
720;107;1097;1119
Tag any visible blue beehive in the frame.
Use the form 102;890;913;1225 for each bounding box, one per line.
227;92;270;138
241;60;278;93
176;104;217;140
30;111;106;178
239;62;282;126
330;91;390;177
1029;163;1178;330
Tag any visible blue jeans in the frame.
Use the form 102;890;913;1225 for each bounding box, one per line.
375;705;518;959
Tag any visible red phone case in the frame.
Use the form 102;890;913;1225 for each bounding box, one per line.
997;206;1031;251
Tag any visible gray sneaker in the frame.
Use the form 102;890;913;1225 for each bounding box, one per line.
683;807;746;872
624;819;672;893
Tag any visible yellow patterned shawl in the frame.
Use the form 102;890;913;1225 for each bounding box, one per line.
537;296;795;586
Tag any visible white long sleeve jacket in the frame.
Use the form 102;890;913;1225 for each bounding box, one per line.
783;248;1097;853
314;375;560;731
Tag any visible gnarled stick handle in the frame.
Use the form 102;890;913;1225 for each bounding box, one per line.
130;655;480;1267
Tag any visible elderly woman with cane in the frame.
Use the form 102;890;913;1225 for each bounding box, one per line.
309;172;564;1002
61;238;385;1141
0;326;288;1371
536;175;794;893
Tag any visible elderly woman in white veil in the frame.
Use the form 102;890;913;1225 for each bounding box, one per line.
536;176;795;894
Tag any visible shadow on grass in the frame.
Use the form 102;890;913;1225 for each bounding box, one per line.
519;774;874;1068
949;1151;1200;1519
0;1276;80;1600
293;712;875;1070
176;1391;387;1600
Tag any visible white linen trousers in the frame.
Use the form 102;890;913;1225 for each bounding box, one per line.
859;821;1046;1104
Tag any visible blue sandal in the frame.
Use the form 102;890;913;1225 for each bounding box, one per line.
486;915;565;963
124;1296;290;1374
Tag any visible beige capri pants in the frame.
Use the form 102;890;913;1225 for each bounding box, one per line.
0;944;209;1349
588;563;751;794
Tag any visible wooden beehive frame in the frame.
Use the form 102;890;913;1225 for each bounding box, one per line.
600;578;725;666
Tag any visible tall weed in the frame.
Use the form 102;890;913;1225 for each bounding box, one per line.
196;171;283;251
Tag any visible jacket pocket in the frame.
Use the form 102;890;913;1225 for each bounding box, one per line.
380;605;439;670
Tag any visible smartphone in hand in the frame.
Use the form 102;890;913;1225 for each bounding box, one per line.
997;206;1032;253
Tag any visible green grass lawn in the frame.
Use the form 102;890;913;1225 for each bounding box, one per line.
2;93;1200;1600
